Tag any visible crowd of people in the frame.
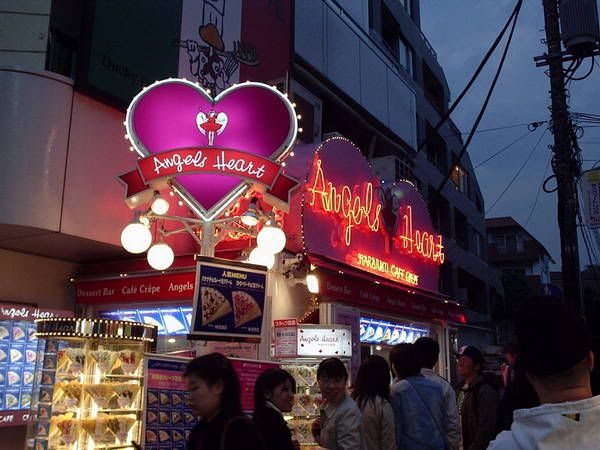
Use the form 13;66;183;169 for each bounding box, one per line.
147;296;597;450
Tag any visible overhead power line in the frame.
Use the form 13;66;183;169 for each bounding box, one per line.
416;0;524;155
474;124;544;169
429;0;523;206
444;121;546;137
524;151;552;227
486;129;547;215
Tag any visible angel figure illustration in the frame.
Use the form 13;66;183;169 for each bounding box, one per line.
196;110;228;146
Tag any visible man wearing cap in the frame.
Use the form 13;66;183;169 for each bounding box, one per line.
488;297;600;449
455;345;499;450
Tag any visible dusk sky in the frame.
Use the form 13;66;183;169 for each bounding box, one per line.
420;0;600;270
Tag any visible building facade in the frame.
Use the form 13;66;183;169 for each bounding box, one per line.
0;2;501;442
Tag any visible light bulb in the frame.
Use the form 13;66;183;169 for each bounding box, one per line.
151;195;170;215
121;221;152;254
248;247;275;269
306;273;319;294
147;242;174;270
257;222;286;254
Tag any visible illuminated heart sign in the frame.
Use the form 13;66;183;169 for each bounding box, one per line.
120;79;298;220
288;137;444;292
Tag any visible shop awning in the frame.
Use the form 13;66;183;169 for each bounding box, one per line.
308;254;466;324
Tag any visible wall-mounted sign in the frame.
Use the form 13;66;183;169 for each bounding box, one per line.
273;319;298;358
75;272;196;304
297;325;352;358
119;79;298;220
360;317;429;346
0;304;73;427
285;137;444;292
581;168;600;228
77;0;292;108
230;358;280;413
318;270;465;323
191;258;266;341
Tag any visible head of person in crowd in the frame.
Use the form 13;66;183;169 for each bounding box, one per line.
184;352;242;419
254;368;296;415
351;355;391;410
390;343;421;380
414;336;440;370
503;342;519;367
317;357;348;406
456;345;484;383
516;296;594;404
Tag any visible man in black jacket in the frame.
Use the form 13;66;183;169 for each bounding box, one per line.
454;346;499;450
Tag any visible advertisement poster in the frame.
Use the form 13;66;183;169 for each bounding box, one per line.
331;305;361;382
230;358;279;413
273;319;298;358
142;354;195;450
191;258;267;340
581;168;600;228
0;303;72;427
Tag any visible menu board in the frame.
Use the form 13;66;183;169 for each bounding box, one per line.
191;258;267;340
100;306;193;336
0;303;72;427
143;355;195;450
230;358;280;413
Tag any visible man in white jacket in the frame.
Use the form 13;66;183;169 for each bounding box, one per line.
487;297;600;450
415;337;461;450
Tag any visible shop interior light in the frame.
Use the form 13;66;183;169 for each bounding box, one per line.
248;247;275;270
147;241;175;270
150;191;170;215
240;197;260;227
121;219;152;254
257;216;286;254
306;273;319;294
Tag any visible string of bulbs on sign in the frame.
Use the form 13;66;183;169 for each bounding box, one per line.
119;79;303;272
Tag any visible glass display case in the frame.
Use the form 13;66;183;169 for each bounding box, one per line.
281;362;322;448
25;318;157;450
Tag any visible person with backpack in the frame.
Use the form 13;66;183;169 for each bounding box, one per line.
454;346;499;450
389;343;447;449
414;337;461;449
351;355;396;450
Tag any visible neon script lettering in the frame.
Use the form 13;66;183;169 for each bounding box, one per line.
397;206;445;263
213;151;266;179
154;151;207;174
307;159;381;245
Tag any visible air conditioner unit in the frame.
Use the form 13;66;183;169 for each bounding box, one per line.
371;155;413;184
323;131;346;141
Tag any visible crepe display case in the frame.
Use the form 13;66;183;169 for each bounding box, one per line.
25;318;156;450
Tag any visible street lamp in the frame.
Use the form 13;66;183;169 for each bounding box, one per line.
257;215;286;254
147;241;175;270
120;196;286;271
120;217;152;254
150;191;170;215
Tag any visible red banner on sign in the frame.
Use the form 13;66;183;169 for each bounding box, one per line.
119;147;297;203
318;271;465;323
75;272;196;304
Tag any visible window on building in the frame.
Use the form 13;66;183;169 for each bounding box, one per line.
398;0;412;16
473;231;484;258
451;165;469;194
506;235;517;252
380;4;413;76
398;37;413;76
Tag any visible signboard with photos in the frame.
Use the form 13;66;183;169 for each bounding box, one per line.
0;303;73;427
191;257;267;341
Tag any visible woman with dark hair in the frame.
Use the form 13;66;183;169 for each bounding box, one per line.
310;357;362;450
184;353;265;450
253;368;299;450
351;355;396;450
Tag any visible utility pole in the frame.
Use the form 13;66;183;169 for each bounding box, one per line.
540;0;583;312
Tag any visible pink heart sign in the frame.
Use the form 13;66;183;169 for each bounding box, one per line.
123;79;298;219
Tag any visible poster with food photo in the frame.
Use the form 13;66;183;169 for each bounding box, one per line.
142;354;196;450
191;258;267;340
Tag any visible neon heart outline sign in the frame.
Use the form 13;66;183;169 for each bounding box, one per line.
121;79;298;220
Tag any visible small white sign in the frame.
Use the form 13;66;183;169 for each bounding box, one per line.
297;325;352;358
